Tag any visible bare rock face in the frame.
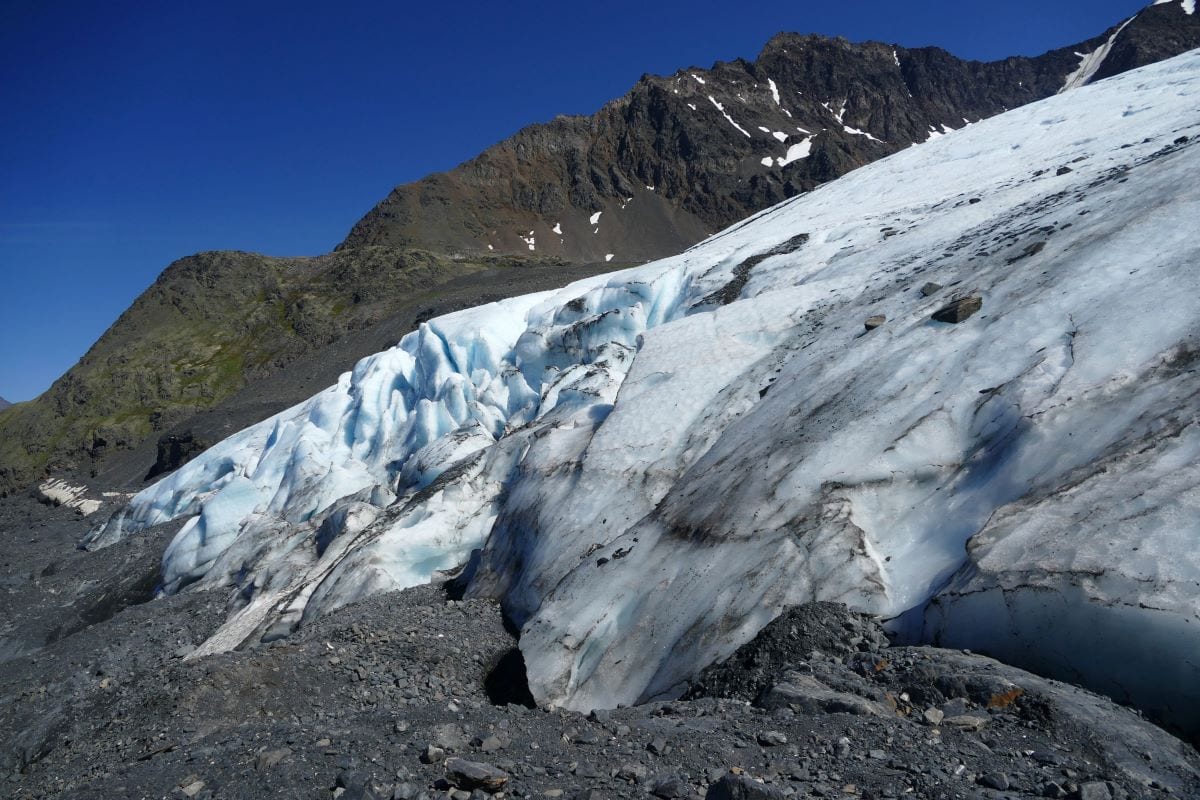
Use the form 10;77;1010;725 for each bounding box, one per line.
145;431;211;480
339;4;1200;264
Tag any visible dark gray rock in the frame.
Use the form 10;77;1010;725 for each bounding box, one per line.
391;783;418;800
1077;783;1112;800
419;744;445;764
756;731;788;747
145;431;212;480
444;757;509;792
254;747;291;770
686;602;887;702
978;772;1010;790
647;736;670;755
931;295;983;323
705;773;787;799
943;714;989;731
864;315;886;331
617;763;650;783
760;672;891;717
650;773;691;798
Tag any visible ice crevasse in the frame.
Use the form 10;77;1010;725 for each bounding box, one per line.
89;51;1200;732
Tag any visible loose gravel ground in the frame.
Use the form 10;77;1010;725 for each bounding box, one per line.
1;496;1196;800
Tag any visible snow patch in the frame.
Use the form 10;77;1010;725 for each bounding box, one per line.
767;78;781;105
843;125;884;143
589;211;602;226
822;99;848;124
1155;0;1195;13
1059;15;1137;93
707;95;752;138
775;136;813;166
38;479;104;516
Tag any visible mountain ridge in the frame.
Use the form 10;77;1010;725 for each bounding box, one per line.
1;2;1198;496
338;3;1200;262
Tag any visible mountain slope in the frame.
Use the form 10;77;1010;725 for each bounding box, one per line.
0;248;606;495
338;2;1200;263
4;3;1199;499
92;49;1200;735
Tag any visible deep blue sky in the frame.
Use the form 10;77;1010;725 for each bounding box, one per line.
0;0;1153;402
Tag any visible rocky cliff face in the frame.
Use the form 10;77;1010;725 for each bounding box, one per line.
340;2;1200;264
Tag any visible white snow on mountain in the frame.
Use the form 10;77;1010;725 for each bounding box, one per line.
775;136;813;167
1155;0;1195;16
1059;15;1137;93
707;95;752;138
90;50;1200;730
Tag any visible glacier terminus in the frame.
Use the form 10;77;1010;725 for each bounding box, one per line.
89;50;1200;736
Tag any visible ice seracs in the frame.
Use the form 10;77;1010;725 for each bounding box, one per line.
91;51;1200;733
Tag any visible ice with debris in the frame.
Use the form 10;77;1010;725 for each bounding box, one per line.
91;52;1200;733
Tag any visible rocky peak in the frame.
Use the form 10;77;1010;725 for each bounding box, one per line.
338;3;1200;264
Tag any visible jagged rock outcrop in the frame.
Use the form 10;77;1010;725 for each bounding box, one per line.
339;2;1200;263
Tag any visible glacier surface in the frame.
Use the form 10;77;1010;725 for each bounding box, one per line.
90;51;1200;730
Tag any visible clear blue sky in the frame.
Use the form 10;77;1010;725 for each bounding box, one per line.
0;0;1152;402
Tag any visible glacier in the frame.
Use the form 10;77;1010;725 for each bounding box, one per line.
89;50;1200;732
